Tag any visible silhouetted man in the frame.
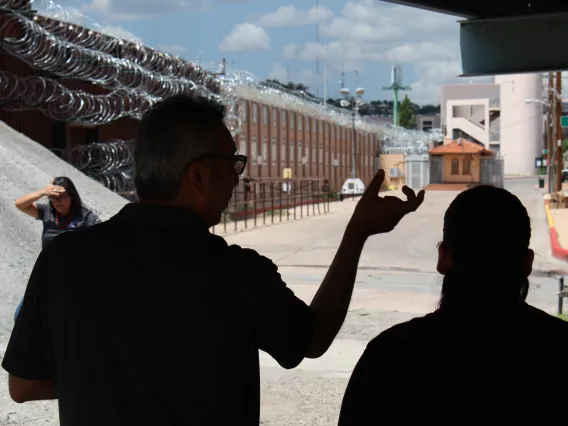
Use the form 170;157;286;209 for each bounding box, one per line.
3;95;424;425
339;185;568;425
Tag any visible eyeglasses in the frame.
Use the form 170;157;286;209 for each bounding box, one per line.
191;153;248;175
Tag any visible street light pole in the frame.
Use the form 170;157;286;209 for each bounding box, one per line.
340;87;365;179
526;90;556;193
556;71;563;193
351;110;356;178
549;72;555;193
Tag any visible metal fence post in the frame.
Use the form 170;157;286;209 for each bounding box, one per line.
559;276;564;315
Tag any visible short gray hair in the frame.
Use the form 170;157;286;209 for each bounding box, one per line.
134;95;226;200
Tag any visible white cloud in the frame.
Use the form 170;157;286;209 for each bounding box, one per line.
278;0;475;103
218;23;270;52
98;25;142;42
268;63;316;87
258;5;333;28
82;0;199;21
157;44;188;56
268;63;289;82
282;44;299;60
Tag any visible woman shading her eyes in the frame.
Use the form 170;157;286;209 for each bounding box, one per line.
13;176;101;320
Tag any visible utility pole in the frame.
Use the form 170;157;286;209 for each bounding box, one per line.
556;71;563;192
549;72;554;193
212;58;227;77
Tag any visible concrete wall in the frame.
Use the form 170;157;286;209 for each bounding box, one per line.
441;84;500;126
494;74;543;176
446;98;491;146
416;115;441;132
379;154;406;188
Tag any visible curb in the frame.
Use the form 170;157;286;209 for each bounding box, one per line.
544;199;568;260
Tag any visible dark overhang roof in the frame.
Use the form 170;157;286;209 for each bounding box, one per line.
380;0;568;19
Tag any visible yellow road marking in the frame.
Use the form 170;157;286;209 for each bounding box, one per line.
545;201;555;229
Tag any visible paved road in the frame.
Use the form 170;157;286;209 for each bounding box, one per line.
227;178;565;275
224;178;567;425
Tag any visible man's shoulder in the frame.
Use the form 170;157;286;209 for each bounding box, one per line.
224;244;278;270
367;311;441;351
522;304;568;332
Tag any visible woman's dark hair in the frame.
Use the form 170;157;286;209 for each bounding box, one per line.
50;176;84;218
438;185;531;311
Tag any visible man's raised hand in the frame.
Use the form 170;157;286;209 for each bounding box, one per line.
346;169;426;239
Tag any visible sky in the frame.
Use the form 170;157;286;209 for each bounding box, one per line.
45;0;491;105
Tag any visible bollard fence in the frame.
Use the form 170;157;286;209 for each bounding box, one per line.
210;177;333;235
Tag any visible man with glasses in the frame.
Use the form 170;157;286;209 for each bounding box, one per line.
3;95;425;426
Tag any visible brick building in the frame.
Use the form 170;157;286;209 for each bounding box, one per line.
235;95;381;192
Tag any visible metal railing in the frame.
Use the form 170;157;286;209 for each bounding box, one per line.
210;177;333;235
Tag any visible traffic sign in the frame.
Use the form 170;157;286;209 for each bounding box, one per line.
561;116;568;128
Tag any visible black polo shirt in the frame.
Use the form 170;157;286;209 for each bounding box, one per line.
2;203;314;426
339;303;568;425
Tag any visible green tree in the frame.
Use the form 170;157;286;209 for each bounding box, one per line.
399;95;415;129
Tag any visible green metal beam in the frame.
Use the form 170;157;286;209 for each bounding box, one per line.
459;13;568;76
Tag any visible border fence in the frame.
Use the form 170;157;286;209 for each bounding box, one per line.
210;177;332;235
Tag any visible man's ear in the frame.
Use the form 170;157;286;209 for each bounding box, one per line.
436;241;452;275
185;162;204;191
524;249;534;278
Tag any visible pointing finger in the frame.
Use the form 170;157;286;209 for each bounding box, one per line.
364;169;385;197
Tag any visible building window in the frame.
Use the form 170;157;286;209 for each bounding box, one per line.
252;103;258;124
298;141;302;164
239;135;247;155
281;110;286;128
463;158;471;175
290;140;295;163
241;102;248;121
272;108;277;127
262;105;268;125
324;123;328;137
290;113;295;130
298;116;303;131
451;158;459;175
281;140;287;165
320;121;323;134
306;118;310;133
251;136;257;165
262;138;267;164
271;139;276;165
319;144;323;164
